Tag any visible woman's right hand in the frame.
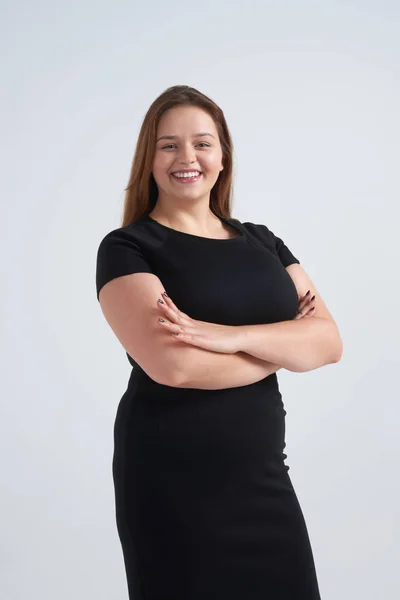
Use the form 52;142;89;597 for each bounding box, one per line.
294;290;316;320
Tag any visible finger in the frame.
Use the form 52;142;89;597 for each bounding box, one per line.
161;292;180;312
158;317;183;332
158;296;180;314
296;302;316;319
158;315;197;336
161;292;190;320
158;300;182;325
171;331;192;343
161;292;173;307
298;294;315;313
297;298;309;312
298;290;310;305
171;332;208;350
159;294;176;313
297;290;312;311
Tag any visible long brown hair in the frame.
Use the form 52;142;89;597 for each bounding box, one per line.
121;85;236;228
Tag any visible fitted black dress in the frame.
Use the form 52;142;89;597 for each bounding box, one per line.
96;212;321;600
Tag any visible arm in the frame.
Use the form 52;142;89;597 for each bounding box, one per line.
174;316;337;388
174;349;282;390
236;262;343;373
238;317;342;373
176;262;342;383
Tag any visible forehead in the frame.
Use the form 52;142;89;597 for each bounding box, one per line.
157;105;217;135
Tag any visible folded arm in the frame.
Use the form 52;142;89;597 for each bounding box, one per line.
235;263;343;373
174;347;282;389
238;317;342;373
177;263;342;384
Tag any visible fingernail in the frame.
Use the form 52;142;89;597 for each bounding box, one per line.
310;307;315;311
306;290;310;296
158;318;165;322
158;298;164;304
311;295;315;301
162;291;168;297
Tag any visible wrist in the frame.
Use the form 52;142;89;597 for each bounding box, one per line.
234;325;253;353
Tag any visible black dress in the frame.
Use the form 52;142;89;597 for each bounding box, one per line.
96;213;321;600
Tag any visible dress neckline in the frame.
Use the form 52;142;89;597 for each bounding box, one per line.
143;213;245;242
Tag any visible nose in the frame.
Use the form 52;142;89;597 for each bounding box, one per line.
177;142;197;165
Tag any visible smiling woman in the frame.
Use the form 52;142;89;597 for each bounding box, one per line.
95;84;329;599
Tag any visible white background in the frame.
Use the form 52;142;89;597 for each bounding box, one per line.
1;0;399;598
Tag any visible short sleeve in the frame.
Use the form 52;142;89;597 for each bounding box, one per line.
96;228;154;301
269;229;300;268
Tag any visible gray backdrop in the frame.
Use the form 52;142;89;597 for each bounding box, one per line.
2;0;399;598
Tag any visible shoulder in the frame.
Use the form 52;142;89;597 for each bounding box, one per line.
239;219;300;268
237;219;276;247
240;220;271;236
96;220;156;301
97;218;151;250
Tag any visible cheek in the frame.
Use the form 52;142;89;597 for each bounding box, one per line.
152;156;170;177
202;153;223;170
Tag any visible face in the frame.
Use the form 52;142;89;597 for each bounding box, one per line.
152;105;224;206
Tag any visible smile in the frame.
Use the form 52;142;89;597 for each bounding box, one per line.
171;173;203;183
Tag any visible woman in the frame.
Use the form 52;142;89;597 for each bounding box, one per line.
96;85;343;599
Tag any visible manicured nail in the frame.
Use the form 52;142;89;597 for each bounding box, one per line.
158;318;165;322
306;290;310;296
162;291;168;297
311;295;315;301
310;307;315;311
158;298;164;304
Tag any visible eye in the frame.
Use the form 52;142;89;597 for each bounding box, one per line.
161;142;211;149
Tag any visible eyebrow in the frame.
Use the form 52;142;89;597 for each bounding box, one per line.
156;132;216;142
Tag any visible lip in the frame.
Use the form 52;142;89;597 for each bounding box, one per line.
171;172;202;184
171;169;202;175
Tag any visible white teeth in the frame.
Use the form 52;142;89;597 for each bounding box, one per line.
173;171;201;178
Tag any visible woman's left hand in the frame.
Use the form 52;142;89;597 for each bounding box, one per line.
156;291;241;354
